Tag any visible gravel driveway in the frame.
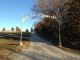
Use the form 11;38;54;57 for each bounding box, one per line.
9;33;80;60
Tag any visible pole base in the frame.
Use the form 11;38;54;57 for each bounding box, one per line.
59;44;62;48
58;42;62;48
20;42;23;46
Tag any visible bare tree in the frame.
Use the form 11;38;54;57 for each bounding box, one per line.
33;0;68;47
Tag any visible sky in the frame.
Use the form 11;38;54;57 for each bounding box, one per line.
0;0;37;31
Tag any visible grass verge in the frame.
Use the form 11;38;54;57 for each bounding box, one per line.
0;38;30;60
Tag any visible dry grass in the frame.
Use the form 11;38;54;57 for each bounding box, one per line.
0;38;30;60
60;47;80;55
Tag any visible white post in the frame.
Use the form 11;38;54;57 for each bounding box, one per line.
58;19;62;48
19;15;27;46
20;17;23;46
58;0;63;48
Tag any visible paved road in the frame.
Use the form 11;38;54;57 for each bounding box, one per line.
9;33;80;60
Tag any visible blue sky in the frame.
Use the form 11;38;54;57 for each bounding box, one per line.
0;0;37;31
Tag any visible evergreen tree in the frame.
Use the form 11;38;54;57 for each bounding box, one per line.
16;26;21;32
31;27;34;32
2;27;6;31
11;27;14;31
26;29;29;32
